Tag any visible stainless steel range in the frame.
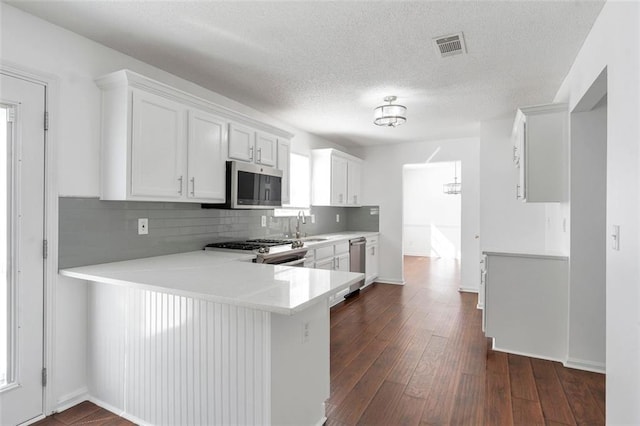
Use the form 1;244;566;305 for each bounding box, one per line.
204;238;308;266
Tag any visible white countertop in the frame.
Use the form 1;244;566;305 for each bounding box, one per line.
483;250;568;260
60;250;365;315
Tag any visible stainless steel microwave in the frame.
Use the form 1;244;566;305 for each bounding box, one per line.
203;161;283;209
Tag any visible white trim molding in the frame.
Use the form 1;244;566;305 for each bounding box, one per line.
564;358;606;374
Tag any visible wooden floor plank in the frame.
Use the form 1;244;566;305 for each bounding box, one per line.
512;397;545;425
530;358;577;425
449;373;485;425
404;335;448;399
554;364;605;425
508;353;540;401
484;372;514;425
356;380;405;425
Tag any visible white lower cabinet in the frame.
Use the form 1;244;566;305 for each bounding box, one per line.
310;241;351;306
365;236;379;286
483;252;568;361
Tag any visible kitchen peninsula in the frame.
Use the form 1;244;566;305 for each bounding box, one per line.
60;250;364;426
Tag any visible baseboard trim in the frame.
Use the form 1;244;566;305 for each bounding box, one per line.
88;396;151;426
55;387;89;414
375;277;405;285
564;358;606;374
476;303;484;310
491;344;564;364
458;286;478;293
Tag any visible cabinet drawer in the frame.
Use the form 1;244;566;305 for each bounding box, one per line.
315;245;334;261
334;242;349;255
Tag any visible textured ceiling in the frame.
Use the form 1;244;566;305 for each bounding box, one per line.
9;1;604;147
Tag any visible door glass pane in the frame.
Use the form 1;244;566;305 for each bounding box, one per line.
0;106;9;388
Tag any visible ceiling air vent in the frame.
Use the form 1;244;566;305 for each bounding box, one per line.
433;32;466;58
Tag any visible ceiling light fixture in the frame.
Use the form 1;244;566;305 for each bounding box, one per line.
373;96;407;127
443;162;462;195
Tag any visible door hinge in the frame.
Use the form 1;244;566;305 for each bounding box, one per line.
44;111;49;131
41;367;47;387
43;239;48;259
7;107;15;123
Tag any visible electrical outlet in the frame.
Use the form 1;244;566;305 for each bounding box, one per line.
302;321;310;343
311;214;316;224
336;214;340;223
261;215;267;227
138;218;149;235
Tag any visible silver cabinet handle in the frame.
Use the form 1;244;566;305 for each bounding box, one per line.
516;184;521;199
178;176;183;195
190;177;195;196
258;148;262;163
336;256;339;269
371;246;375;256
249;146;254;160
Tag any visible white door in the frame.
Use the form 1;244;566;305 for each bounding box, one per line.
187;109;227;202
130;89;185;199
0;74;46;425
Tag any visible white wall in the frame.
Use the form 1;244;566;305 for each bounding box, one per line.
361;138;480;291
553;2;640;422
0;3;352;412
403;163;461;259
568;98;606;371
479;116;567;254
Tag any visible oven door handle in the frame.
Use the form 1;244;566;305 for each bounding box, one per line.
278;257;306;267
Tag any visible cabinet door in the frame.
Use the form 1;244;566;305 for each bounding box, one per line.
228;122;255;162
255;131;277;166
365;243;379;283
330;155;348;205
347;160;362;206
277;139;291;205
131;90;185;199
187;109;227;202
335;253;350;272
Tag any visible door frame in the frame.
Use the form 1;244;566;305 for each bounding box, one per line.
1;61;59;420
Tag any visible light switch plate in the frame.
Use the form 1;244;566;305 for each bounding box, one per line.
311;214;316;224
611;224;620;250
138;218;149;235
336;214;340;223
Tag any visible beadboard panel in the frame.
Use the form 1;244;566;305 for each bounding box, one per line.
88;283;271;425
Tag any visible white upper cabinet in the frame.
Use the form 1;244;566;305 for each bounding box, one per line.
512;103;567;202
187;109;227;202
330;155;348;205
130;90;186;199
276;139;291;205
96;70;293;203
228;122;255;162
255;131;277;166
312;149;363;207
228;126;278;167
347;159;362;206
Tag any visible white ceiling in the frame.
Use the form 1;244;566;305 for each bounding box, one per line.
9;1;604;147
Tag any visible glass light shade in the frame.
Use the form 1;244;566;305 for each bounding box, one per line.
373;102;407;127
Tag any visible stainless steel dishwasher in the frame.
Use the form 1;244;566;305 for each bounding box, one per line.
345;237;366;298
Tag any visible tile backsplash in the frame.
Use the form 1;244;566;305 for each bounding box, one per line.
59;197;379;268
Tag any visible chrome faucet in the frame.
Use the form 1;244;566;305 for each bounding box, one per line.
295;210;306;239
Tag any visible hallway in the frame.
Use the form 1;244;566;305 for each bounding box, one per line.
326;256;605;425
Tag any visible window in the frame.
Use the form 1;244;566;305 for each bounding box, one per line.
274;153;310;216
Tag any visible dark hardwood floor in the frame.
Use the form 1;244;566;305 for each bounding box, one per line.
326;256;605;426
38;256;605;425
32;400;134;426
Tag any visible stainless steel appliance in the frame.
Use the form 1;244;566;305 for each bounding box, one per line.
205;238;307;265
202;161;283;209
345;237;366;298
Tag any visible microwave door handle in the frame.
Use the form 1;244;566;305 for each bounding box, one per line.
265;188;270;201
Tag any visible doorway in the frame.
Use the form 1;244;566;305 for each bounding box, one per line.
402;162;462;259
0;73;47;425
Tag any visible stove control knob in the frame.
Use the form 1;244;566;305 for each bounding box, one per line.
258;246;270;254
